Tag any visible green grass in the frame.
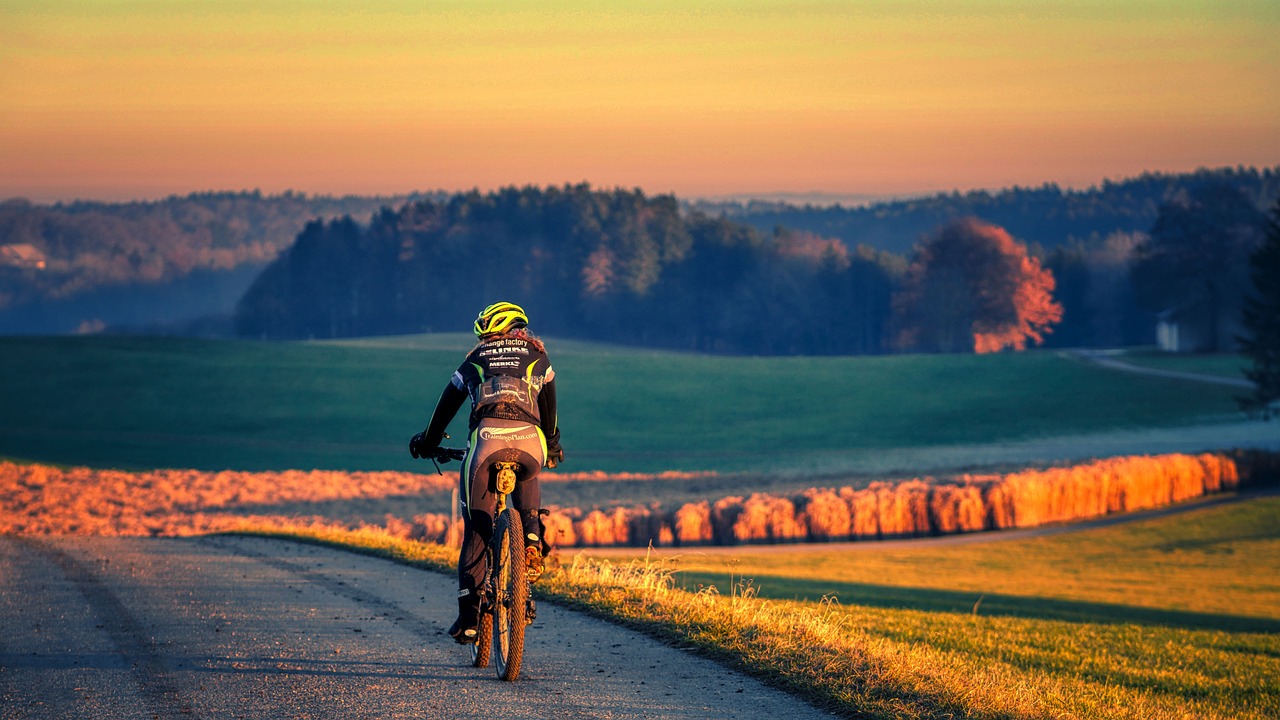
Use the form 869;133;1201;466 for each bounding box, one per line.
0;334;1245;473
577;495;1280;718
639;495;1280;631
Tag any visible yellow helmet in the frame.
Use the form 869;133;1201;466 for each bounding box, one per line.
473;301;528;338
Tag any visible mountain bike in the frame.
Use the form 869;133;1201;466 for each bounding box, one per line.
433;448;533;681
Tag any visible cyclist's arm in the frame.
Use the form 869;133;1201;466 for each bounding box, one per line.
538;375;558;443
422;381;467;448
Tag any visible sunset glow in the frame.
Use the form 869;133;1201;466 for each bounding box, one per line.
2;1;1277;202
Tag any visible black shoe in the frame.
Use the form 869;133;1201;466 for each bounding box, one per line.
525;545;544;583
450;594;480;644
448;617;478;645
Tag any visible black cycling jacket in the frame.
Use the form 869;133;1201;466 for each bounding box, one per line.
421;334;558;449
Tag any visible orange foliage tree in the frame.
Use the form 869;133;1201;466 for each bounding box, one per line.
892;218;1063;353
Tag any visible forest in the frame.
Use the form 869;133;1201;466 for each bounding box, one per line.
233;173;1275;355
234;185;906;354
2;167;1276;353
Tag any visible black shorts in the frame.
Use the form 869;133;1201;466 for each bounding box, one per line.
460;418;546;517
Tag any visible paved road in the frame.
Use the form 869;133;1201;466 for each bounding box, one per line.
0;535;838;720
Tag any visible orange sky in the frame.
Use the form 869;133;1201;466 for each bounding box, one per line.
2;1;1277;203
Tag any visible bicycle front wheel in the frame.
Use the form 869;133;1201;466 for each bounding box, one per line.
492;509;528;681
470;605;492;668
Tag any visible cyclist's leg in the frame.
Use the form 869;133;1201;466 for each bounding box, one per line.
472;418;549;579
511;470;545;547
512;475;549;582
451;437;496;643
508;430;549;579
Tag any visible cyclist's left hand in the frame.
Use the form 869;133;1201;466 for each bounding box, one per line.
409;432;429;459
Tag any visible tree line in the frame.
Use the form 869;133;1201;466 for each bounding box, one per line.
0;190;432;311
700;166;1280;256
3;168;1274;363
232;184;1050;354
235;184;907;354
234;178;1277;368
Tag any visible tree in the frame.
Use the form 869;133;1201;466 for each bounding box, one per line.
1130;183;1266;352
1238;197;1280;418
891;218;1062;353
1043;231;1146;348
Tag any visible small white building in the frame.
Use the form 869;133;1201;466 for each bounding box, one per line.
1156;302;1243;353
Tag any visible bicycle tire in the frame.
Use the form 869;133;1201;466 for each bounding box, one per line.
470;605;492;668
492;509;528;681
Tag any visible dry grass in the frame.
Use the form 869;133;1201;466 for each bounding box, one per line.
537;553;1211;720
541;450;1276;548
547;494;1280;720
0;461;451;536
5;451;1277;553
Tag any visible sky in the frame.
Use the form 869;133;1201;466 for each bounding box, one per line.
2;0;1278;204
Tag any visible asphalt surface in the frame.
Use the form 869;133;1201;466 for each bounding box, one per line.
0;535;839;720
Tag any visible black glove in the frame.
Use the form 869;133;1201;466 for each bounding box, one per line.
545;435;564;469
409;432;432;459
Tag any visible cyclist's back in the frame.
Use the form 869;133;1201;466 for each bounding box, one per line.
408;302;563;644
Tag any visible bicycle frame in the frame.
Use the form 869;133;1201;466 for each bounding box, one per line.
469;460;532;681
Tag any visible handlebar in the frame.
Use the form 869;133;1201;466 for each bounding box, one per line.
434;447;467;462
421;446;466;476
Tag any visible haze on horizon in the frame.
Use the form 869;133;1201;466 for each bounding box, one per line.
2;1;1277;205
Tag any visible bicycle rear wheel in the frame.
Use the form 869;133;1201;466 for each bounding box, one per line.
492;509;528;681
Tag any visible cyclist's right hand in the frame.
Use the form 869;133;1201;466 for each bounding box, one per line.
545;442;564;469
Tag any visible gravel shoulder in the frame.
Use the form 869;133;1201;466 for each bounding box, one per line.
0;535;840;720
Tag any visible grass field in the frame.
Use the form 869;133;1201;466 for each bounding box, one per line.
591;494;1280;630
0;334;1247;474
564;494;1280;718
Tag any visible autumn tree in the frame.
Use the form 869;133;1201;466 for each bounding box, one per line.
1238;197;1280;418
892;218;1062;353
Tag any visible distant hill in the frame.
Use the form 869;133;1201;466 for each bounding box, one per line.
2;167;1277;339
0;190;436;334
692;166;1280;255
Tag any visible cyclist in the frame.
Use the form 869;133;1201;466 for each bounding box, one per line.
409;301;564;644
